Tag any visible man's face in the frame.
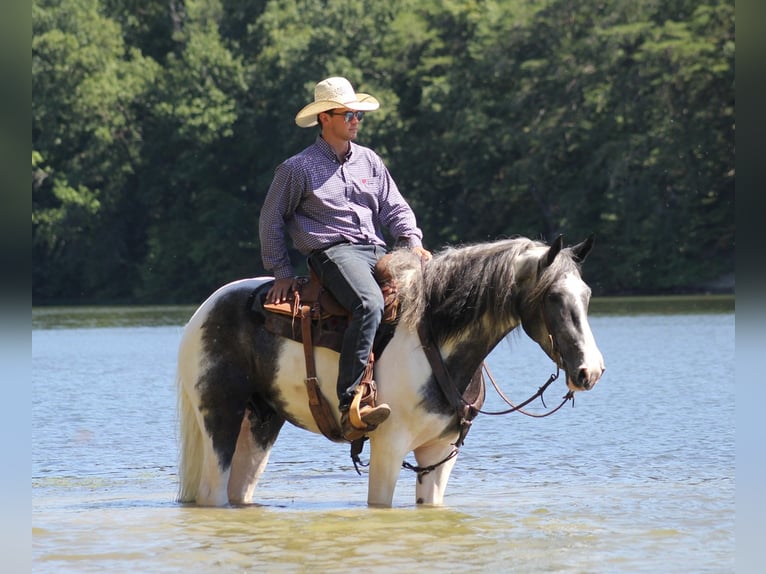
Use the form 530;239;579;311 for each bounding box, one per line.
323;108;363;141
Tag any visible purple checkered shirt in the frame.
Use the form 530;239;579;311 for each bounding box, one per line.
259;136;424;279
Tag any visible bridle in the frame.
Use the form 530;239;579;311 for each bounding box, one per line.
475;294;574;418
397;294;574;482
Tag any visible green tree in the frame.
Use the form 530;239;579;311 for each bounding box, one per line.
135;0;250;302
33;0;160;302
32;0;734;303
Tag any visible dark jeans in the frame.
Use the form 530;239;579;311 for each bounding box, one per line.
308;243;386;409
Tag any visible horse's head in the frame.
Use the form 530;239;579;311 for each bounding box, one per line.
519;236;605;392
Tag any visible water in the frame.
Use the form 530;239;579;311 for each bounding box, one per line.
32;301;735;573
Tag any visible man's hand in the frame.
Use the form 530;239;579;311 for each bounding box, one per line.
412;245;432;263
266;277;298;303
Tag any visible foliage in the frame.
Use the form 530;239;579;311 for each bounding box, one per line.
32;0;734;303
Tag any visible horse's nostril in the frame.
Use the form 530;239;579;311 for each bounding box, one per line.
577;366;599;389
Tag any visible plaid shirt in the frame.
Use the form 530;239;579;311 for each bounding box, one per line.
259;136;424;279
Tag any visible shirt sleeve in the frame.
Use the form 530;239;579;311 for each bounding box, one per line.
259;161;304;279
375;157;424;248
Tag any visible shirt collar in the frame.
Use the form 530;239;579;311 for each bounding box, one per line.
315;135;353;163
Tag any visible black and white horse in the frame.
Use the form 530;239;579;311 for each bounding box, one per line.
176;236;605;507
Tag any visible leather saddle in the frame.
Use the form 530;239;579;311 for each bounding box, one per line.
250;255;399;443
253;254;399;352
261;274;348;320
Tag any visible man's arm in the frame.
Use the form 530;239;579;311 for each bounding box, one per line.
259;162;301;280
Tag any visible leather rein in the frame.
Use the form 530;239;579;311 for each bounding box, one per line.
479;294;574;418
401;301;574;483
475;298;575;418
476;361;574;417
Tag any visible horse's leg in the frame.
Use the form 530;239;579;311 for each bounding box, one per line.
366;434;409;507
177;330;232;507
412;440;459;506
194;366;265;507
227;403;285;505
196;443;232;506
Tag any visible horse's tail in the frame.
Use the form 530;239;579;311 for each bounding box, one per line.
176;323;204;503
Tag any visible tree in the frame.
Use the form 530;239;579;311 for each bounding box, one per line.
134;0;250;301
33;0;160;301
32;0;735;302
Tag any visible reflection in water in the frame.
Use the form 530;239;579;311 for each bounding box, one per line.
32;303;735;573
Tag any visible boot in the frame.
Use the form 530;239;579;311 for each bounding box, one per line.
355;402;391;427
340;381;391;440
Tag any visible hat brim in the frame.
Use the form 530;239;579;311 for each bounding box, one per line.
295;93;380;128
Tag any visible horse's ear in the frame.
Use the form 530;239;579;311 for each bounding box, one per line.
544;235;565;268
570;234;595;263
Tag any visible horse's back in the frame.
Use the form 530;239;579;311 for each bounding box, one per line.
186;277;272;328
179;277;273;384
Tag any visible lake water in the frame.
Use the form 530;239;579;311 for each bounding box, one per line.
32;299;735;573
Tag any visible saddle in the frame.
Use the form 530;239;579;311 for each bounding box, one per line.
254;255;400;443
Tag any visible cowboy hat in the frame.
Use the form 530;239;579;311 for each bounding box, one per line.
295;77;380;128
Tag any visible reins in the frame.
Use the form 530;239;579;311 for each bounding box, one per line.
397;304;574;482
474;361;574;418
472;297;574;418
397;361;574;483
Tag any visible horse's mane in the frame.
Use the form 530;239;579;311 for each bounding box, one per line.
387;237;583;344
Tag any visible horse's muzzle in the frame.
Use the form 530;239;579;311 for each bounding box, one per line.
568;363;605;391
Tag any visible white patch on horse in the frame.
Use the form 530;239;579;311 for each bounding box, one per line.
272;342;341;431
562;273;604;390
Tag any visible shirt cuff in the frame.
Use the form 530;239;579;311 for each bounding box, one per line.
398;236;423;249
273;265;295;280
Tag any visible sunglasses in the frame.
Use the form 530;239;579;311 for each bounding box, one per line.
326;110;365;122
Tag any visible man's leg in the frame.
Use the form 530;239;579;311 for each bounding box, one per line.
308;244;390;426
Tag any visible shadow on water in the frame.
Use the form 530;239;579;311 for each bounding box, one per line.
163;503;498;573
35;493;495;574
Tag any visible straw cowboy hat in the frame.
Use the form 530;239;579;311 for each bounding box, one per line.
295;77;380;128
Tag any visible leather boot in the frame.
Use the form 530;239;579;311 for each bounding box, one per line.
356;402;391;426
340;403;391;441
340;381;391;440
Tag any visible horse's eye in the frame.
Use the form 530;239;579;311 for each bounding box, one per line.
547;292;562;304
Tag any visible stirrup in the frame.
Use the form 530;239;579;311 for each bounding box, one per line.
340;405;391;441
348;381;390;428
340;382;390;441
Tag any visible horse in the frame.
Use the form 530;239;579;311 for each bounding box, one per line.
175;235;605;507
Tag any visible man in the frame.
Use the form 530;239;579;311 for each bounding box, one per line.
259;77;431;438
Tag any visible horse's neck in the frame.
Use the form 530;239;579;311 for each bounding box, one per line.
434;317;521;395
438;295;522;346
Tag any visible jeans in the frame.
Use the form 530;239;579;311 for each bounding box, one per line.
308;243;386;409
